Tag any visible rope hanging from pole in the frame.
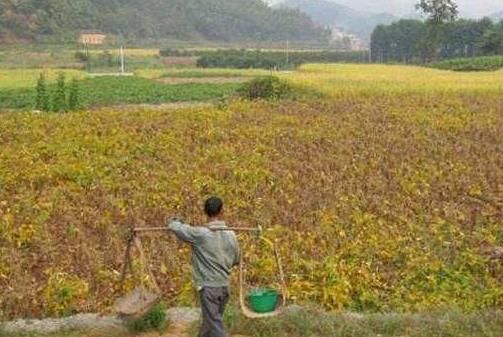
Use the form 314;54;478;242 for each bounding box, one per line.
116;223;287;319
239;236;288;319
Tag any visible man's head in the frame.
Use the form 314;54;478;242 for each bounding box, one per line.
204;197;223;219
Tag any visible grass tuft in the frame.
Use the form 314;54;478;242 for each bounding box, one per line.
128;302;169;333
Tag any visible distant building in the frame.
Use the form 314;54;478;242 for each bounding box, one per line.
79;31;106;45
330;26;368;51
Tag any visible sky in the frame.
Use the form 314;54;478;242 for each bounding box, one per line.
270;0;502;18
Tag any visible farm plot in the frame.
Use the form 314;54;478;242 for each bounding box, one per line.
284;64;503;97
0;65;501;319
0;69;84;89
0;75;242;110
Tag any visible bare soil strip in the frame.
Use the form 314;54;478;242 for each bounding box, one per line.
156;77;250;85
101;101;214;112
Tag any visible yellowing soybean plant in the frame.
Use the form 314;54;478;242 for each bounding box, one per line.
287;64;503;96
0;65;501;318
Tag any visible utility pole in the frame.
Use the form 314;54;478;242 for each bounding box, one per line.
85;43;91;73
286;39;290;68
120;46;125;74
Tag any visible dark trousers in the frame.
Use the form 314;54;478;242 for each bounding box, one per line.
198;286;230;337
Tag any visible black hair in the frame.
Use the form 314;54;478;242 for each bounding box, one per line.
204;197;223;217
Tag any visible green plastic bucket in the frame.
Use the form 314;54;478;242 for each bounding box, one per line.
247;289;278;313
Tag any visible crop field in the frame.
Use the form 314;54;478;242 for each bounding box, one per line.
0;63;271;112
0;49;79;69
135;68;272;80
0;65;502;319
0;69;84;90
160;68;272;78
286;64;503;97
89;48;161;57
0;76;241;110
431;55;503;72
0;48;163;69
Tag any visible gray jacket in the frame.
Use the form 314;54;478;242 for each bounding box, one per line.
168;219;240;289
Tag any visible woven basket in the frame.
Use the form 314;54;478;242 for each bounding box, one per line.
114;287;161;320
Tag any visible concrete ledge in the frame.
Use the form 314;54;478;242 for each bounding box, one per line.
0;308;200;335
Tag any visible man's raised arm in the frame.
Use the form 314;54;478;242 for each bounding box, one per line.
167;218;207;244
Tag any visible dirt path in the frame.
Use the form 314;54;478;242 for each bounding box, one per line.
137;322;191;337
138;322;250;337
95;101;214;112
0;308;250;337
164;322;191;337
156;77;250;85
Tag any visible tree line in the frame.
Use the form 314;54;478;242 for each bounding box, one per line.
196;49;371;69
371;18;503;63
371;0;503;63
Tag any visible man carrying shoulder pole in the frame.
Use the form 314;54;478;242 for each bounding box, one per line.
167;196;240;337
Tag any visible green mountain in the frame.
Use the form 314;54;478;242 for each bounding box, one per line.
0;0;329;43
278;0;398;39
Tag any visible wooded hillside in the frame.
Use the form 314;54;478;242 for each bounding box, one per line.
0;0;329;43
